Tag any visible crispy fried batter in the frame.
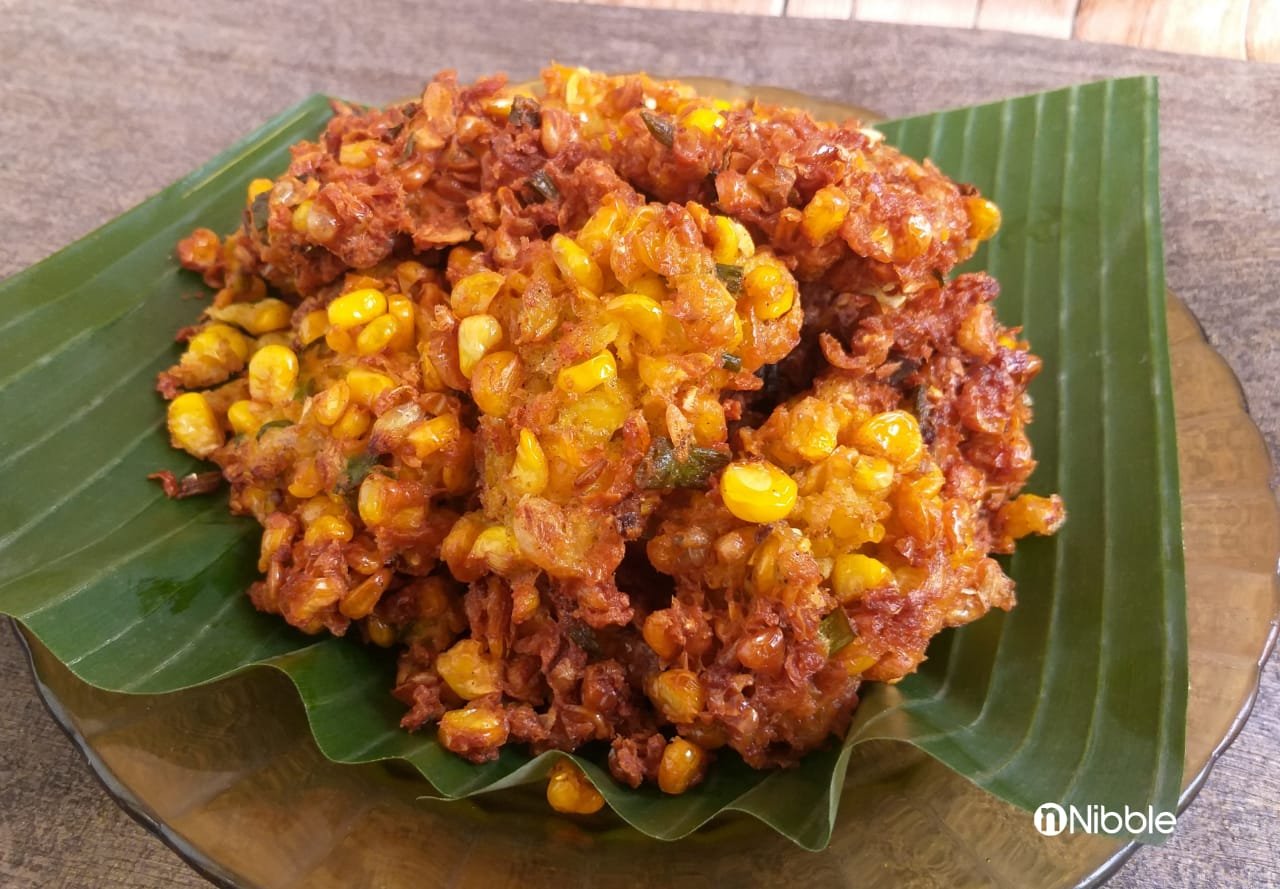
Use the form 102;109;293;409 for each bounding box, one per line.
159;65;1063;800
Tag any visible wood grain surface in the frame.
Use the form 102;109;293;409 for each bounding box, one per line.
1;0;1277;886
555;0;1280;61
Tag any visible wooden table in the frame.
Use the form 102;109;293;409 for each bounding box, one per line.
0;1;1276;886
555;0;1280;62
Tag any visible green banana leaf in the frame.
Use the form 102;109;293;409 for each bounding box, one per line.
0;77;1185;851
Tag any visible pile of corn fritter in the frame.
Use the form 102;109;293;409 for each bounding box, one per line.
157;65;1064;814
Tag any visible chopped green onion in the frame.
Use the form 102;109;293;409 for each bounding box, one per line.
529;169;560;202
819;608;856;657
255;419;293;440
339;452;380;495
640;110;675;147
721;353;743;372
250;191;270;235
639;437;730;489
715;263;743;294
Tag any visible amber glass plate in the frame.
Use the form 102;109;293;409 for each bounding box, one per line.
19;83;1280;888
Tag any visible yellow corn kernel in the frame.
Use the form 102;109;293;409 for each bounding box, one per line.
339;567;392;620
470;350;520;417
636;354;688;391
999;493;1065;539
357;472;393;526
509;429;548;496
550;233;604;294
247;177;274;201
658;737;708;795
786;399;840;463
832;553;895;602
966;195;1002;242
297;310;329;346
450;270;505;318
291;199;313;234
188;323;251;364
743;263;795;321
339;139;382;168
356;314;400;355
386;294;415;349
576;202;623;257
853;410;924;471
628;273;667;302
311;381;351;426
327;288;388;330
407;414;460;459
247;344;299;405
436;639;500;699
304;514;354;546
365;613;397;647
719;461;798;524
710;214;754;264
457;313;503;379
606;293;665;347
287;461;325;499
438;705;508;750
642;612;681;661
851;455;895;493
332;404;372;440
648;669;705;723
801;185;851;243
346;368;395;407
683;107;725;136
166;392;222;458
470;525;518;574
546;760;605;815
226;399;264;436
556;350;616;394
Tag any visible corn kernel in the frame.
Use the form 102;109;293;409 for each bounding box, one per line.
966;195;1002;242
407;414;460;459
710;214;753;264
438;705;508;751
606;293;665;347
999;493;1065;539
546;760;605;815
258;520;293;572
311;381;350;426
550;233;603;294
719;461;797;524
470;350;520;417
658;738;708;795
339;139;382;168
188;323;251;364
743;263;795;321
577;202;623;257
457;313;504;378
470;525;518;574
346;368;395;407
556;350;616;394
642;612;681;661
366;613;398;647
436;639;500;699
801;185;851;243
333;404;372;440
649;669;705;723
853;410;924;471
327;288;388;330
357;472;393;525
450;270;505;318
509;429;549;496
340;567;392;620
287;460;325;499
226;399;264;436
291;199;313;234
386;294;416;349
247;344;299;405
832;553;895;602
304;514;354;546
628;273;667;301
442;514;486;581
166;392;222;458
356;314;400;355
851;455;895;493
683;107;725;136
247;177;274;201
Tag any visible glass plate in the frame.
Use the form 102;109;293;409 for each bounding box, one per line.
18;83;1280;889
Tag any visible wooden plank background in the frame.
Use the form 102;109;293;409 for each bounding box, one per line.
555;0;1280;61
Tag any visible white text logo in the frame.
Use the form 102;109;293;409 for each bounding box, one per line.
1033;803;1176;837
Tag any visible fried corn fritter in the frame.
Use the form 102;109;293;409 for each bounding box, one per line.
158;65;1063;809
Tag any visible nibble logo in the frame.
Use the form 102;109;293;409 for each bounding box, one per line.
1033;802;1176;837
